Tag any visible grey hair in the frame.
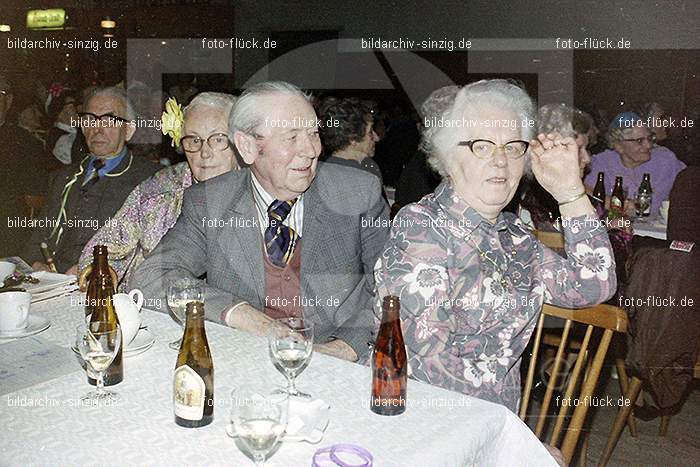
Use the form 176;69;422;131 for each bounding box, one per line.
228;81;312;139
538;103;591;138
427;79;536;178
184;92;237;119
418;85;460;155
85;86;137;121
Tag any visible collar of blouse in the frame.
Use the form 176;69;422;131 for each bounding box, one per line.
434;181;513;237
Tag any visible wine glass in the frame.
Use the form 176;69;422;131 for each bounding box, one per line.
75;321;121;404
268;318;314;398
230;386;288;466
167;277;204;350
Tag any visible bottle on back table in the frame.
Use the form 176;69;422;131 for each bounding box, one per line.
610;176;625;216
636;173;652;217
591;172;606;211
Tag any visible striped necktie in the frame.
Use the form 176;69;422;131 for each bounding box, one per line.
265;199;299;267
81;158;106;189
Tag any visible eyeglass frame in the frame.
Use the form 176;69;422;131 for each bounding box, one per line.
457;138;530;159
621;134;656;145
180;132;232;153
77;112;130;127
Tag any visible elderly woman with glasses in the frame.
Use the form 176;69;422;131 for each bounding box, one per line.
79;92;239;289
583;111;686;216
374;80;616;411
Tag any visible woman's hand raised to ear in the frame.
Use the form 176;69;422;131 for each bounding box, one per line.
530;132;585;203
530;132;596;219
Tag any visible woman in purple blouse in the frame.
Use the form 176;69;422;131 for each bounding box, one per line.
374;80;617;412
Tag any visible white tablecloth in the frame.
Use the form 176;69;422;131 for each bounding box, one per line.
0;292;556;467
633;215;667;240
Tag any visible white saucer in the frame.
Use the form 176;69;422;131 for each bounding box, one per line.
71;328;156;357
0;314;51;338
125;329;156;356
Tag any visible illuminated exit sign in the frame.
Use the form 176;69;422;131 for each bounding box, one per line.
26;9;66;29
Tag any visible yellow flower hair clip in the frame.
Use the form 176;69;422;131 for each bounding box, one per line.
161;97;184;147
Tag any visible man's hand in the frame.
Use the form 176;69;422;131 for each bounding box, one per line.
315;339;357;362
224;303;274;337
31;261;52;272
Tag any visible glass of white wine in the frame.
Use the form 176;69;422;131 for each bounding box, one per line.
230;386;288;466
268;318;314;398
75;321;122;404
167;277;204;350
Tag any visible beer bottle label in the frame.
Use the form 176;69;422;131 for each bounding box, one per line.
173;365;205;420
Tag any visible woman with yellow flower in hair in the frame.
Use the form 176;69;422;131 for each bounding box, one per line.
78;92;239;289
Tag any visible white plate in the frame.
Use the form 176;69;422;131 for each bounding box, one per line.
23;272;76;295
0;314;50;339
226;397;330;444
31;286;79;304
71;328;156;357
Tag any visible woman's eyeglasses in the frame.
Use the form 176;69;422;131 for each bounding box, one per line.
622;135;656;145
457;139;529;159
181;133;231;153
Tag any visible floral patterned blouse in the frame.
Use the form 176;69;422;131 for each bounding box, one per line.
373;181;617;411
79;162;193;289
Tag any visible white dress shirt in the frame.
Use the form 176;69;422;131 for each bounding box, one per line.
250;172;304;237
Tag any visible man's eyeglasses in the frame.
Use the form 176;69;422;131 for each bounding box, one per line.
622;135;656;145
181;133;231;153
457;139;529;160
78;112;129;128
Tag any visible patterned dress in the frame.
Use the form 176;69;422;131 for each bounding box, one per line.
78;162;193;289
373;181;617;411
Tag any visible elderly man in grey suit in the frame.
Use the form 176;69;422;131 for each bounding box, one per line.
132;81;389;361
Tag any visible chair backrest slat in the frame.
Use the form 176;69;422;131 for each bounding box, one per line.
520;312;545;420
535;319;572;437
560;329;614;461
550;325;593;446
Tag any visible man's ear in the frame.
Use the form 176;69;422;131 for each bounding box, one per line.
124;121;136;142
233;130;258;165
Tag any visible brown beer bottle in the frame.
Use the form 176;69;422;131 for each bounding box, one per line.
610;176;625;216
85;245;113;317
591;172;606;211
174;301;214;428
371;295;407;416
636;173;652;217
88;275;123;386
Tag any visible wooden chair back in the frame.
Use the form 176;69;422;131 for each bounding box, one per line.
520;304;628;464
24;194;46;220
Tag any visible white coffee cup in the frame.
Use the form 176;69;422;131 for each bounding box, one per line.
113;289;144;345
0;291;31;332
660;200;670;223
0;261;16;285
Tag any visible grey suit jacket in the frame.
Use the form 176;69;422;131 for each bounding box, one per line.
131;162;389;359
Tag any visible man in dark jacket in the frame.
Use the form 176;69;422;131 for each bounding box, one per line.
23;86;158;273
0;74;52;258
